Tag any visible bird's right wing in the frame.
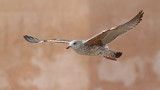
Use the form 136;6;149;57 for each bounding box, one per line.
84;10;144;46
24;35;72;44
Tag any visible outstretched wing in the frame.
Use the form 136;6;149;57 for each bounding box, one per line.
84;10;144;46
24;35;71;44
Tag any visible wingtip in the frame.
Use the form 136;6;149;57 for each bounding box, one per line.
23;35;28;40
139;10;144;16
139;10;143;12
23;35;39;43
140;10;144;21
23;35;31;43
23;35;28;39
134;10;144;23
23;35;31;41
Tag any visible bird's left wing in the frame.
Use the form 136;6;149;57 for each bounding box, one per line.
84;10;144;46
24;35;71;44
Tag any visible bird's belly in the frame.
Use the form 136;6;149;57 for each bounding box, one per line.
74;46;106;56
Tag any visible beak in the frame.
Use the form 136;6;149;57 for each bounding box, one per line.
66;46;71;49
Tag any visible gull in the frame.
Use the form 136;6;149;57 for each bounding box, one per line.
24;10;144;61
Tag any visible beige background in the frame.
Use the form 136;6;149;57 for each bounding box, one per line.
0;0;160;90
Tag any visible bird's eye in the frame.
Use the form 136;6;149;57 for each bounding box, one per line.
73;42;77;45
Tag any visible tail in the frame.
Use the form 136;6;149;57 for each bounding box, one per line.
114;52;122;58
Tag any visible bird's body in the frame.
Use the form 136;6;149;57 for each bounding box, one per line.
70;42;107;56
66;40;121;60
75;45;106;56
24;10;144;61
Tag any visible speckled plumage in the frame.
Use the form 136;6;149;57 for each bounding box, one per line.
70;41;108;56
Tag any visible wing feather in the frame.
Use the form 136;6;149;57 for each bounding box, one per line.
84;10;144;46
24;35;71;44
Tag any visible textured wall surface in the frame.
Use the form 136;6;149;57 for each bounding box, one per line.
0;0;160;90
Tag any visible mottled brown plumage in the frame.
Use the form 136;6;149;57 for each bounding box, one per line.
84;10;143;46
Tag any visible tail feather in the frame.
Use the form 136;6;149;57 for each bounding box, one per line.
115;52;122;58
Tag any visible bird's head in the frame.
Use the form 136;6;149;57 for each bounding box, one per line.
66;40;83;49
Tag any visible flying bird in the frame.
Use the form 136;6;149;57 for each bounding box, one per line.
24;10;144;61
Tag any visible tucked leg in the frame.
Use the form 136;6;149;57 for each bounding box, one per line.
104;56;117;61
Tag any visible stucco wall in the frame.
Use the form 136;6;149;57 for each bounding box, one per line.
0;0;160;90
